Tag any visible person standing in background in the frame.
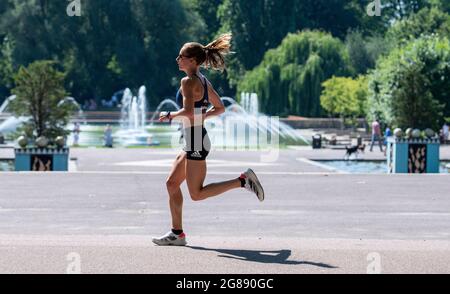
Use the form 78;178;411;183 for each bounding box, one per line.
370;119;383;152
73;122;81;146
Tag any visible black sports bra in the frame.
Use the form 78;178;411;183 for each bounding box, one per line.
176;73;209;113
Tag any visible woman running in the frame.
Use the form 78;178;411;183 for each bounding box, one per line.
152;33;265;246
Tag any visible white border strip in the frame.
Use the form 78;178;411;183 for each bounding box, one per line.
0;171;334;176
2;171;447;176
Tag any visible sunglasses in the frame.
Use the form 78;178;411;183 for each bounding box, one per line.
177;54;191;60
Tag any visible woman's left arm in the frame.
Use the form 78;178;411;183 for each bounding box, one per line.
205;80;225;119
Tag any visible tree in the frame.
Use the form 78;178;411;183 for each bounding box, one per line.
218;0;369;86
0;0;200;106
190;0;224;42
181;0;232;97
1;0;443;107
346;30;373;75
367;36;449;130
9;61;76;139
382;0;431;21
321;76;368;120
429;0;450;13
0;36;14;99
386;7;450;45
345;30;392;75
237;31;352;117
391;64;443;129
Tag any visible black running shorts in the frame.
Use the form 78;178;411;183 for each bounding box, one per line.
182;126;211;161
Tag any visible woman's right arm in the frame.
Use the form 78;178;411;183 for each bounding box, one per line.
160;78;195;122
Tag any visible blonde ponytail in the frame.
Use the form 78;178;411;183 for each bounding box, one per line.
182;33;233;72
202;33;232;71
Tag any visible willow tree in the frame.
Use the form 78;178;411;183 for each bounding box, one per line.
218;0;371;87
237;31;352;117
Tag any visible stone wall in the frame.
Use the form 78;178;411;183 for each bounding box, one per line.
280;118;367;129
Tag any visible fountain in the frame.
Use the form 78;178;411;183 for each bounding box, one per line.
149;98;181;124
120;88;132;128
221;97;238;108
0;95;16;113
240;92;259;116
0;116;29;134
201;93;308;149
115;86;160;146
59;97;86;125
64;91;308;148
162;93;308;150
0;96;85;136
119;86;147;130
0;96;24;134
60;97;91;146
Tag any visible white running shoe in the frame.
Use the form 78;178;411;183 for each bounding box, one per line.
241;168;265;202
152;231;187;246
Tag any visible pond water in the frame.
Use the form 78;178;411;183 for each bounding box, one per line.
314;160;449;174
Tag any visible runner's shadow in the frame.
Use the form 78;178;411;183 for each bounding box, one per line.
187;246;337;268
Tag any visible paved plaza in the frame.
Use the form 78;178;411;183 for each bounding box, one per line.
0;146;449;273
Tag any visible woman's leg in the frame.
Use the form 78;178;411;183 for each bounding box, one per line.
185;159;241;202
166;151;187;230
